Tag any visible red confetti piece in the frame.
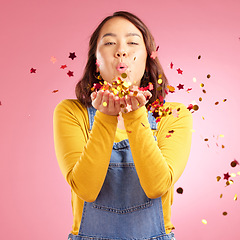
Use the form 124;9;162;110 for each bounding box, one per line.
69;52;77;60
166;135;172;138
186;88;192;92
176;68;183;74
223;172;230;180
170;62;173;69
60;65;67;69
177;84;184;90
67;71;74;77
50;56;57;63
30;68;36;73
52;90;59;93
0;101;2;106
150;51;158;59
172;109;179;118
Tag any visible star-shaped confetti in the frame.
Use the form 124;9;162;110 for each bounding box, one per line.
176;68;183;74
150;46;159;59
50;56;57;63
223;172;230;180
67;70;74;77
177;84;184;90
69;52;77;60
172;109;179;118
30;68;36;73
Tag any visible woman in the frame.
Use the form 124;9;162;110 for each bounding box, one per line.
53;11;192;240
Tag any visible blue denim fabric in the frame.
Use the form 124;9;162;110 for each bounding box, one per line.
68;107;175;240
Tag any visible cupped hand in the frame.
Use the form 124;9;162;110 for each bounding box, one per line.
122;90;152;113
91;90;126;116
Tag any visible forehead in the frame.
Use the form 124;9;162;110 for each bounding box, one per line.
99;17;143;37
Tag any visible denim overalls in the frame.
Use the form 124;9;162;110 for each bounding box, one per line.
68;107;176;240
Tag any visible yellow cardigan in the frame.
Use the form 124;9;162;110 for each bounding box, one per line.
53;99;192;235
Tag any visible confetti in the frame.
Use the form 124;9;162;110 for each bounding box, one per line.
170;62;173;69
69;52;77;60
193;105;199;111
168;130;174;134
67;71;74;77
220;194;223;198
60;65;67;69
199;97;202;101
215;102;219;105
172;109;179;118
223;172;230;180
176;68;183;74
186;88;192;92
30;68;36;73
158;78;163;84
150;46;159;59
193;77;197;82
230;173;236;178
234;194;237;201
166;135;172;138
207;74;211;78
96;59;101;67
231;159;239;167
198;55;201;59
50;56;57;63
223;99;227;102
177;84;184;90
52;90;59;93
176;187;183;194
167;85;175;93
103;102;107;107
222;212;227;216
121;73;127;78
216;176;221;181
200;83;204;88
202;89;206;94
202;219;207;224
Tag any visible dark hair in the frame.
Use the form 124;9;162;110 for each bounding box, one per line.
75;11;169;108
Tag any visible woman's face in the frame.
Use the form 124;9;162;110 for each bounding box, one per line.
96;17;147;87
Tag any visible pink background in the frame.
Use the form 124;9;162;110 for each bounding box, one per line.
0;0;239;239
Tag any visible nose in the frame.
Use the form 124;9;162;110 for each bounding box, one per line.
115;49;127;58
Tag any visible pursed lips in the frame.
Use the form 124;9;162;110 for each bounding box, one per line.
116;62;128;73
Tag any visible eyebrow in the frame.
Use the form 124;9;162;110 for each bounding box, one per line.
102;33;141;39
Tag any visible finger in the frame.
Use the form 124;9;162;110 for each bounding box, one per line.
120;97;127;114
108;92;115;110
90;91;97;101
93;90;103;107
136;92;146;107
101;90;110;108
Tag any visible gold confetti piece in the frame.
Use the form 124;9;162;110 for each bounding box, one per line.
198;55;201;59
176;187;183;194
200;83;204;88
103;102;107;107
207;74;211;78
222;212;227;216
193;105;199;111
217;176;221;181
219;134;224;138
158;74;162;78
220;194;223;198
215;102;219;105
177;108;181;111
222;145;225;148
202;89;206;93
237;171;240;176
193;77;197;82
120;104;125;108
134;57;136;60
202;219;207;224
133;91;138;96
202;116;205;120
234;194;237;201
158;79;162;84
230;173;236;178
223;99;227;102
121;73;127;78
199;97;202;101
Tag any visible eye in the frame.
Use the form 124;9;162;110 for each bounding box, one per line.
104;42;116;45
128;42;139;45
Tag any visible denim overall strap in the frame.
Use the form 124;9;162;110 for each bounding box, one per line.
68;107;175;240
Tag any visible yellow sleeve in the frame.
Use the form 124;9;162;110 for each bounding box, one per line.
122;103;193;199
53;99;118;202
